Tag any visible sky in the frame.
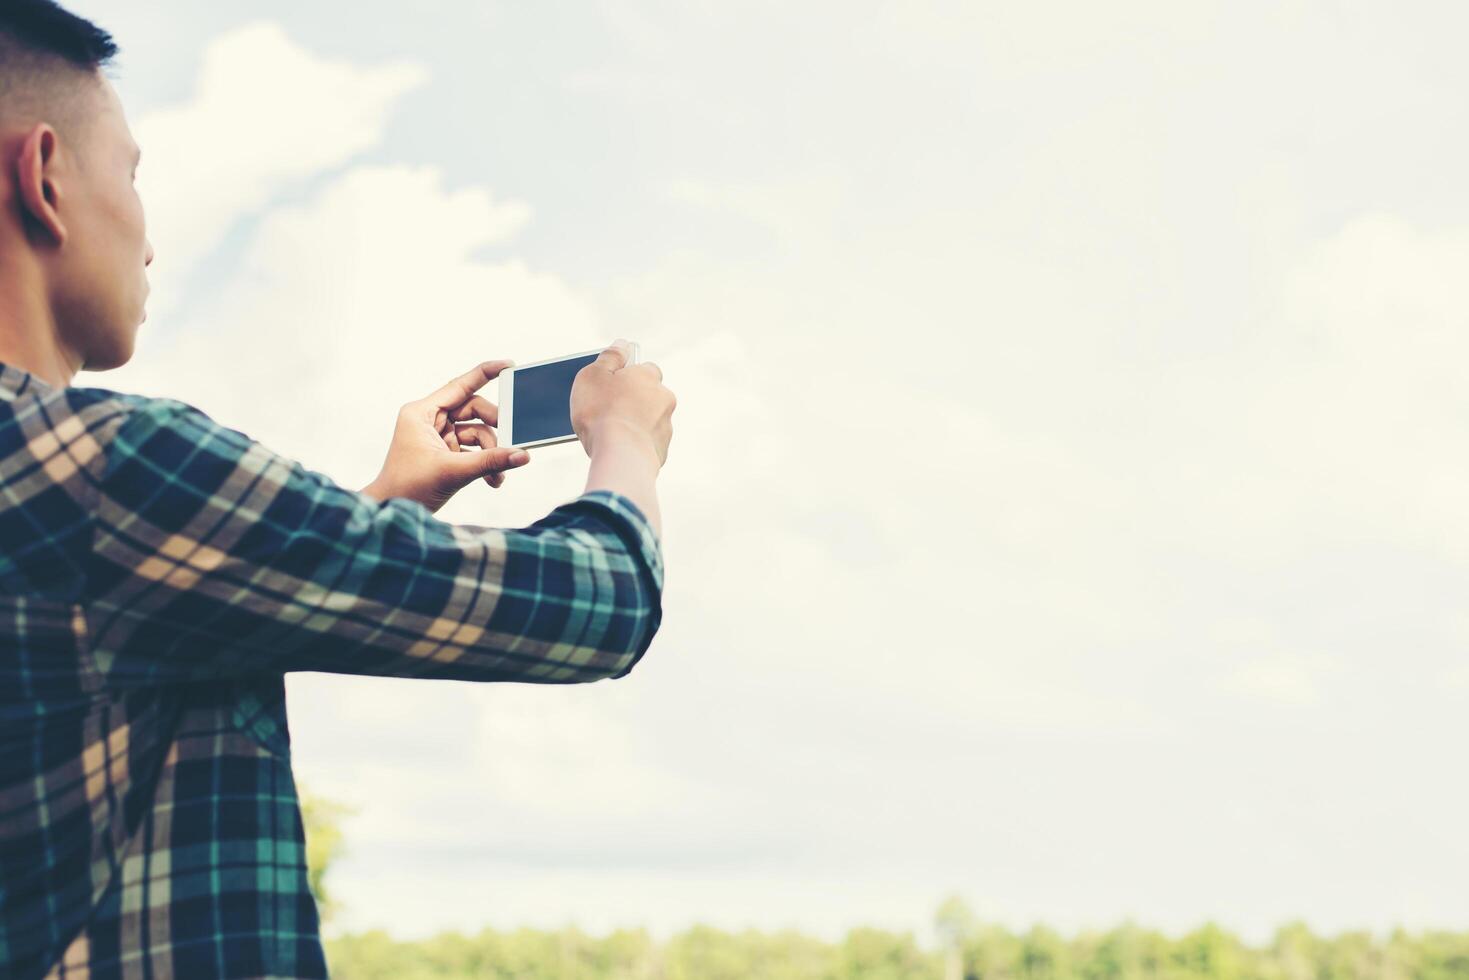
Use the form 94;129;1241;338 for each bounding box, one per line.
69;0;1469;948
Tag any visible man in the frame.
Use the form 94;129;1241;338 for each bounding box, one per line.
0;2;676;977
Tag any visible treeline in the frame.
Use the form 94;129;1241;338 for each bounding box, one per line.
321;918;1469;980
325;924;927;980
301;798;1468;979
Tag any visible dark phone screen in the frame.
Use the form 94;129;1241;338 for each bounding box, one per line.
511;353;598;444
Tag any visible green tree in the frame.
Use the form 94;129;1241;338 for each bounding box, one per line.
966;922;1023;980
665;924;758;980
298;787;355;926
1172;924;1243;980
839;927;940;980
937;896;977;980
1019;925;1070;980
1081;923;1158;980
1268;921;1318;980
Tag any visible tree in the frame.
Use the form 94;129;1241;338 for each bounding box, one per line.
840;927;940;980
299;787;356;926
967;922;1023;980
936;895;977;980
1019;925;1069;980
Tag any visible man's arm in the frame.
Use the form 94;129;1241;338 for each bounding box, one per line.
82;397;663;687
580;418;663;540
357;420;662;540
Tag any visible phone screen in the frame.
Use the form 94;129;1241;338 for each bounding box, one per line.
510;353;598;444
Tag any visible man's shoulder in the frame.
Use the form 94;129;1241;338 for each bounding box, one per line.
62;384;194;425
13;385;253;513
60;386;341;522
60;386;254;464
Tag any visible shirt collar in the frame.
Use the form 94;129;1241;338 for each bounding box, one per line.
0;361;57;402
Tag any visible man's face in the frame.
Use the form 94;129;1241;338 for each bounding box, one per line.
46;75;154;371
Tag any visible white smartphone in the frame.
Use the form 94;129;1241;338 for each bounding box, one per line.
499;342;640;449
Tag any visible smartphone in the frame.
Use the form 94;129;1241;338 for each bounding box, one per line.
499;342;640;449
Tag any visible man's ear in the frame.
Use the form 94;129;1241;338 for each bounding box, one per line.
15;123;67;248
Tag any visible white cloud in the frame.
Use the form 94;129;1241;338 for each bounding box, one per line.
1224;657;1324;707
104;162;557;494
1226;214;1469;561
132;21;429;324
663;174;853;248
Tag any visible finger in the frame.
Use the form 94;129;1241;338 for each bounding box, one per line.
450;395;499;427
454;426;521;489
589;339;632;374
421;359;515;412
453;422;498;449
449;444;529;482
634;361;662;383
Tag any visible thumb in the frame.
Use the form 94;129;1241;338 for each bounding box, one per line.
449;445;529;481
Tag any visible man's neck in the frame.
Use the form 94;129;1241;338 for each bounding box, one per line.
0;269;78;390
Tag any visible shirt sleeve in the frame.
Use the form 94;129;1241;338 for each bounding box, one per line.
82;396;664;687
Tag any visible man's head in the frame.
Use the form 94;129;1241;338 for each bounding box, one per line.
0;1;151;375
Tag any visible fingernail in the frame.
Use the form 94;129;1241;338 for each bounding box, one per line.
510;451;529;464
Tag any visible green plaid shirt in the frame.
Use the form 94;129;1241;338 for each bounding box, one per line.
0;361;664;979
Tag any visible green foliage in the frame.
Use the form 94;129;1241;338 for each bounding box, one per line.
298;787;355;926
325;925;659;980
299;792;1464;980
838;927;940;980
321;918;1469;980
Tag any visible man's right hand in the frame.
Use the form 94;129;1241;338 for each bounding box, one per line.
571;339;677;466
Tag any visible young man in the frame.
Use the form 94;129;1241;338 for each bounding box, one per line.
0;2;676;977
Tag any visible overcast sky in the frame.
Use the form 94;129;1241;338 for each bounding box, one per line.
73;0;1469;947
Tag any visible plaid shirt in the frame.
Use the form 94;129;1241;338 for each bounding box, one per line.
0;360;665;979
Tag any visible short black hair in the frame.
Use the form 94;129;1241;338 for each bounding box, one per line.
0;0;118;148
0;0;117;71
